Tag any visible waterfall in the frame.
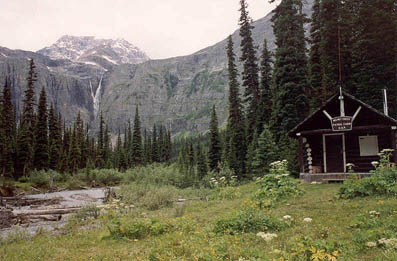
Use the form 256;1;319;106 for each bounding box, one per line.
90;75;103;118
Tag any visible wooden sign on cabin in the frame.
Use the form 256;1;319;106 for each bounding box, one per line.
288;90;397;184
331;116;352;131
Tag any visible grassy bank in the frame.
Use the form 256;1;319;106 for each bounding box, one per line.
1;182;396;260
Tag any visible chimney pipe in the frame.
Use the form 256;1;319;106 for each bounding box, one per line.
383;89;389;116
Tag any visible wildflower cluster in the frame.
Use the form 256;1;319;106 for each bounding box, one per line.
97;199;135;214
209;175;237;188
256;232;278;241
254;160;304;208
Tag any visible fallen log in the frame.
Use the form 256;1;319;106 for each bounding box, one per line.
14;207;82;216
28;215;62;221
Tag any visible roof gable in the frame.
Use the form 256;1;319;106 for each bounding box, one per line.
288;91;397;137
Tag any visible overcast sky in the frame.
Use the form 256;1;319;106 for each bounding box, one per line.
0;0;277;59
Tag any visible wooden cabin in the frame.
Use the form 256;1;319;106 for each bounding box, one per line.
289;91;397;183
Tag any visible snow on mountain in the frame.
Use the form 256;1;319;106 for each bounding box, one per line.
38;35;150;67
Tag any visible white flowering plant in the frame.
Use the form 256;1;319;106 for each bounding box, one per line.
253;160;304;208
339;148;397;199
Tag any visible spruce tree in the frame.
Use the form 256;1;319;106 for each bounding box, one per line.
48;104;61;170
239;0;260;143
270;0;309;142
196;140;208;181
352;0;396;116
34;87;49;170
257;39;273;135
245;130;258;177
151;124;158;163
308;0;323;108
96;112;105;167
17;59;37;176
226;35;246;178
1;77;15;176
252;125;277;175
208;105;221;171
131;106;143;166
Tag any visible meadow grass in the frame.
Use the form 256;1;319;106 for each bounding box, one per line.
1;183;396;260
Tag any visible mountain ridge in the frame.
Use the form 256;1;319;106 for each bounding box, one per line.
0;0;313;135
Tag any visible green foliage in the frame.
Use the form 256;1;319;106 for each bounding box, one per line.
253;160;304;208
122;164;186;188
89;169;122;186
106;217;172;240
213;207;285;235
28;170;50;187
118;183;177;210
270;0;309;142
338;150;397;199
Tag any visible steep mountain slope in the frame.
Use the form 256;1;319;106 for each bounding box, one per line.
0;1;313;134
98;1;313;134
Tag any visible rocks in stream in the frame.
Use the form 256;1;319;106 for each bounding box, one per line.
0;207;15;229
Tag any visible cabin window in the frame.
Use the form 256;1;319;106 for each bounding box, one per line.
359;136;379;156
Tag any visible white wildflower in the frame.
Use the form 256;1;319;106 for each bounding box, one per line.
256;232;278;241
346;163;355;167
303;217;312;223
283;215;292;220
366;241;377;248
378;238;397;249
371;161;379;166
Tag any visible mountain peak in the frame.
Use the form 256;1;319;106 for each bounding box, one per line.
38;35;150;66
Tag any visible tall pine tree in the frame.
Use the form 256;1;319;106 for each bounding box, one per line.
270;0;309;142
239;0;260;143
34;87;49;170
208;105;221;171
131;106;143;166
226;35;246;178
17;59;37;176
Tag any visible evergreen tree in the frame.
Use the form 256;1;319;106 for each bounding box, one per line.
226;35;246;178
208;105;221;171
48;104;61;170
69;127;81;174
1;77;15;176
34;87;49;170
352;0;396;117
245;130;258;176
257;39;273;135
270;0;309;142
196;140;208;181
308;0;323;108
17;59;37;176
96;112;104;167
151;124;158;162
239;0;260;143
131;106;143;166
252;125;277;175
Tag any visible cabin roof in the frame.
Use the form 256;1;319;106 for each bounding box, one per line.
288;91;397;137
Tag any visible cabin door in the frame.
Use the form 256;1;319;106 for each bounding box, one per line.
323;134;346;173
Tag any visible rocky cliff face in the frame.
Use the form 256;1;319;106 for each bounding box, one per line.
0;1;313;135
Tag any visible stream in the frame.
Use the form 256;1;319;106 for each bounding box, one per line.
1;187;112;238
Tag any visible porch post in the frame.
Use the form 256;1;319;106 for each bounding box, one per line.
298;135;304;173
392;128;397;163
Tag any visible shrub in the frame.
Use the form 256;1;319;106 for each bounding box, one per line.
338;149;397;199
118;183;177;210
122;164;185;188
106;217;172;240
253;160;304;208
90;169;122;186
28;170;50;187
213;207;285;235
